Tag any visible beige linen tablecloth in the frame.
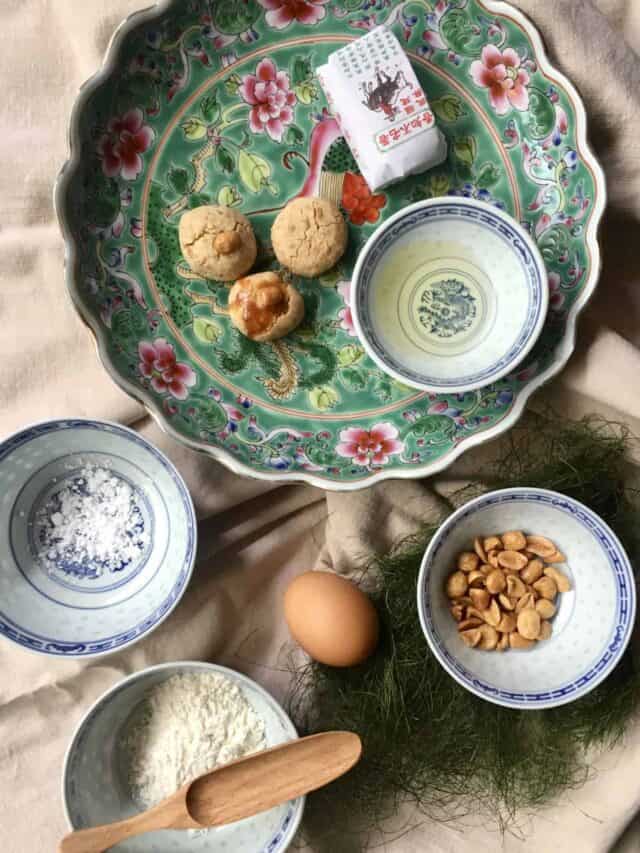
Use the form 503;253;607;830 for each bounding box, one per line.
2;1;640;850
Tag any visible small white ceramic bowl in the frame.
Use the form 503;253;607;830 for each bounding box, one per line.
63;661;304;853
417;488;636;709
0;419;196;657
351;197;548;393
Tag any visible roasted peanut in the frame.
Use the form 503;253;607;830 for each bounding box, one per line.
539;620;553;640
256;285;285;309
509;631;535;649
496;612;517;634
446;571;468;598
525;535;557;559
517;608;541;640
469;588;490;611
460;628;481;648
466;606;485;622
482;598;502;628
506;574;526;599
483;536;502;552
213;230;242;255
474;537;487;563
515;591;536;613
498;550;529;571
485;569;506;594
533;575;558;600
458;617;483;631
520;559;544;584
502;531;527;551
544;566;571;592
535;599;556;620
498;593;515;611
467;570;486;588
487;550;500;568
450;603;464;621
458;552;479;573
477;624;499;651
546;550;566;564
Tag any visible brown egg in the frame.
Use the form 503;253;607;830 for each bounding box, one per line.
284;571;379;667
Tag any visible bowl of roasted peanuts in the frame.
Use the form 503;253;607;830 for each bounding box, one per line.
417;488;636;709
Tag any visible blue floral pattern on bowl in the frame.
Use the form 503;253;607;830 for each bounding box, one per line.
418;278;477;338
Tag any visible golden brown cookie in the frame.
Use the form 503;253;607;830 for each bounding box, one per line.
271;197;348;277
228;272;304;342
179;205;257;281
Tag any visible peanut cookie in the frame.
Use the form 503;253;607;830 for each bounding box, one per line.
179;205;257;281
228;271;304;342
271;197;348;277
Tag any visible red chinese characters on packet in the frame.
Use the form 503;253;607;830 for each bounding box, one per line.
376;108;435;152
318;26;447;191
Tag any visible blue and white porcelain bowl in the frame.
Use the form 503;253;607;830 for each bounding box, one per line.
351;197;548;393
63;661;304;852
417;488;636;709
0;419;196;657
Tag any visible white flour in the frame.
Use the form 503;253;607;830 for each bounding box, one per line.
122;672;267;809
36;464;148;575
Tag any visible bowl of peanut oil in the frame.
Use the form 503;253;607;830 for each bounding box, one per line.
351;197;548;393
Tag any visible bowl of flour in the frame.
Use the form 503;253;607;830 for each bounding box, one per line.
0;419;196;657
63;661;304;852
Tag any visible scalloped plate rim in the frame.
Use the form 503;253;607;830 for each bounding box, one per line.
53;0;607;492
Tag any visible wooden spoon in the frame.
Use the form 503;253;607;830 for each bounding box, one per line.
59;731;361;853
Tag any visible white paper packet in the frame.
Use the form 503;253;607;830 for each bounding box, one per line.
317;26;447;191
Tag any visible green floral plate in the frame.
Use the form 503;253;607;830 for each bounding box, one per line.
55;0;605;490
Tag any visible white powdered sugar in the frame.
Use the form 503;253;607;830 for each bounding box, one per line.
122;672;267;809
36;464;148;575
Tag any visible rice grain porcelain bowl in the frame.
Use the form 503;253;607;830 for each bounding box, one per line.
351;197;548;393
417;488;636;709
62;661;304;852
0;419;196;658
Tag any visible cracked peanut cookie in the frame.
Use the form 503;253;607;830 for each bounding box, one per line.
179;205;257;281
271;197;347;278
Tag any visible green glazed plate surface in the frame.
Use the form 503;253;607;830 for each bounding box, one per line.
56;0;605;489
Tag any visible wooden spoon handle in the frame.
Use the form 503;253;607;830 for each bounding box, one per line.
58;817;143;853
57;794;190;853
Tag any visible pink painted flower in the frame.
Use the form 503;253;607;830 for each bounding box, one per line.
239;58;296;142
97;108;155;180
548;271;565;310
337;280;356;337
470;45;530;115
336;423;404;467
138;338;196;400
258;0;329;29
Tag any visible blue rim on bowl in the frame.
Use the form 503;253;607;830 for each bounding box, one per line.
351;197;549;393
62;661;305;853
0;418;197;658
417;488;636;709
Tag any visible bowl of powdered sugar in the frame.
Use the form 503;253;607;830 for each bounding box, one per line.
63;661;304;852
0;419;196;657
